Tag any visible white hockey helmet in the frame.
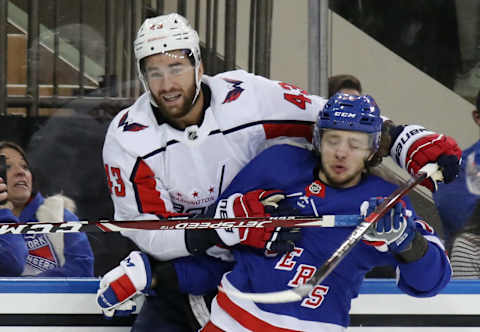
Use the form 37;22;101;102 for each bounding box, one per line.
134;13;202;105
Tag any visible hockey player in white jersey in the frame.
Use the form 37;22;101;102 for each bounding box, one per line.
100;13;462;331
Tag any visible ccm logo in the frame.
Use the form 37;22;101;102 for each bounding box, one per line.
334;112;356;118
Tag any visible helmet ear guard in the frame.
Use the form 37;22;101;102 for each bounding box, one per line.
134;13;202;106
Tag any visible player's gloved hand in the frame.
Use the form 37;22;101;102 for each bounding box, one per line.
390;125;462;192
361;197;416;253
96;251;152;318
214;189;300;253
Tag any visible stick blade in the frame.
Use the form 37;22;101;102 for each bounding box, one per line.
218;283;312;303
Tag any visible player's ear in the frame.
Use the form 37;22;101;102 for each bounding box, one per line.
198;62;204;77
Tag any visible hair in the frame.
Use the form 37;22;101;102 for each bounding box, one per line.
0;141;38;197
328;74;362;98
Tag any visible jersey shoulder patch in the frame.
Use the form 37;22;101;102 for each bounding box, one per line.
118;111;149;132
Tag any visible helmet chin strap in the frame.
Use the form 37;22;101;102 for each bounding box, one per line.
191;64;201;105
148;91;159;107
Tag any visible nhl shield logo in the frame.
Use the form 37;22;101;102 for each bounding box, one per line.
305;180;325;198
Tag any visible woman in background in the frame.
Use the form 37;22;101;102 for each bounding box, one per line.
0;141;94;277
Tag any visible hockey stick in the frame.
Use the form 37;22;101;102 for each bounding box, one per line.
0;214;361;235
219;163;441;303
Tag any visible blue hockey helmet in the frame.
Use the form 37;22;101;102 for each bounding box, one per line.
313;93;383;154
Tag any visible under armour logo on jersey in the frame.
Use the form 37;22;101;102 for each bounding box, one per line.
222;78;244;104
118;112;149;132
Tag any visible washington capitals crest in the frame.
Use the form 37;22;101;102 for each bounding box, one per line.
118;112;148;132
222;78;244;104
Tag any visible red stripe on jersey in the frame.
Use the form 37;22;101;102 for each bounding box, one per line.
216;290;301;332
133;159;169;215
200;321;225;332
263;123;313;142
111;274;136;302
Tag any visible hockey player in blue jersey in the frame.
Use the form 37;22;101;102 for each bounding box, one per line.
193;93;451;331
96;93;452;330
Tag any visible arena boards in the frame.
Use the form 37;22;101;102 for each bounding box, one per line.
0;278;478;331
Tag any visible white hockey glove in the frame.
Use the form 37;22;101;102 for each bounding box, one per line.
361;197;416;253
96;251;152;318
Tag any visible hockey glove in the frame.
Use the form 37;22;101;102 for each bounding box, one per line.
96;251;152;318
390;125;461;192
214;189;300;253
361;197;416;253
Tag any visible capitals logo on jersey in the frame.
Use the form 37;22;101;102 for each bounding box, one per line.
222;78;244;104
118;112;148;132
23;234;59;272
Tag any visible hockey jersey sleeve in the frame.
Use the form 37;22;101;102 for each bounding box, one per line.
395;220;451;297
232;71;326;158
103;112;191;260
0;209;28;276
103;120;178;220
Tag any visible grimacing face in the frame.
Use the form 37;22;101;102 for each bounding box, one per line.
318;129;372;188
0;147;33;208
144;50;201;122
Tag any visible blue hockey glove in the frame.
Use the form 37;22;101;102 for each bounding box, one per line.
96;251;152;318
361;197;416;253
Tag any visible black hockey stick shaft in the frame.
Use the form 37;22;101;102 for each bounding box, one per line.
0;214;360;235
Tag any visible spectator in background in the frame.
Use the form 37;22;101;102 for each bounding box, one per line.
449;146;480;278
0;141;94;277
453;0;480;99
328;74;362;97
434;92;480;249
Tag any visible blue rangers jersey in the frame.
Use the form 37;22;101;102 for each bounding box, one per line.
197;144;451;331
0;193;94;277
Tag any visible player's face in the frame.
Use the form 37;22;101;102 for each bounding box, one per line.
0;147;33;208
318;130;372;188
144;50;202;122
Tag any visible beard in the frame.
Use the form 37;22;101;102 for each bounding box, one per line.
154;82;197;121
320;165;364;188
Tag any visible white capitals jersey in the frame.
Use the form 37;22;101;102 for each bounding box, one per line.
103;69;326;260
